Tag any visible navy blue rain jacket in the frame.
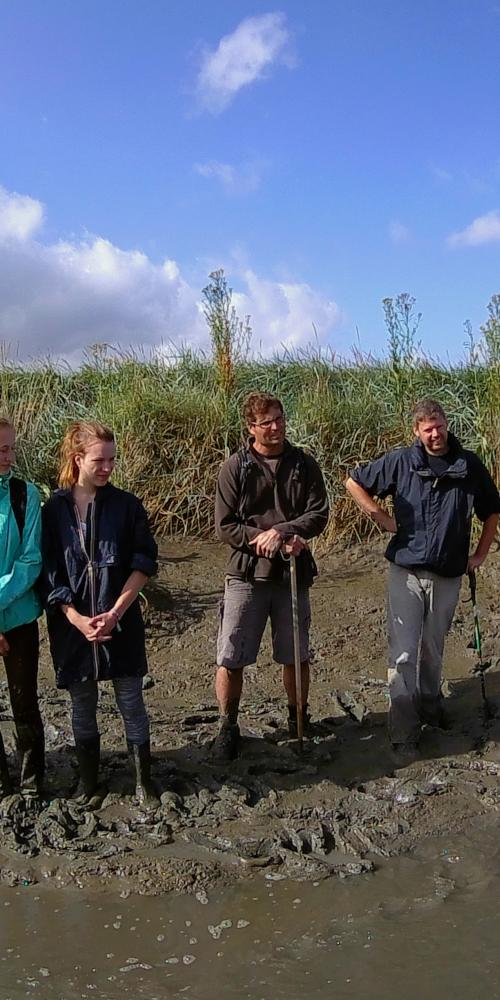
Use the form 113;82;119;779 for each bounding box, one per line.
350;433;500;577
41;484;158;688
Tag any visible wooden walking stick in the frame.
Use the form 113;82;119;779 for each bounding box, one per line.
290;554;304;751
468;569;492;720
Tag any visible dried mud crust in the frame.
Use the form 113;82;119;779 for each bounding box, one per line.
1;539;500;896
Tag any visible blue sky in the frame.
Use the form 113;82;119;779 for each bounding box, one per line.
1;0;500;361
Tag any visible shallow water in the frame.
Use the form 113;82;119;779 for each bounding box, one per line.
2;820;500;1000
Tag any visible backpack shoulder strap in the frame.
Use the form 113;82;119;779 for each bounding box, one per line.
291;446;306;478
9;477;27;540
237;446;253;518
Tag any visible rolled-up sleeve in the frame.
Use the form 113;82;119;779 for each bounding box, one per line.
472;457;500;522
350;452;398;499
130;500;158;576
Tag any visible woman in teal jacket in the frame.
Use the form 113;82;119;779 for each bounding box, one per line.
0;418;44;799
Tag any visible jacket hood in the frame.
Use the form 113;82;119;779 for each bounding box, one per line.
410;432;467;477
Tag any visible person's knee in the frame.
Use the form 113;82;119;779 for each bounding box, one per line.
115;683;149;743
115;683;146;721
8;681;36;714
216;665;243;678
69;682;98;735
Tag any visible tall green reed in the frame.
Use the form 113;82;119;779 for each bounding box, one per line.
0;290;498;544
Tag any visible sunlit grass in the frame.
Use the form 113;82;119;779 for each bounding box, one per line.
1;334;498;544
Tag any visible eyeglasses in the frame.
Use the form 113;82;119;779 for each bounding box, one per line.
252;414;285;429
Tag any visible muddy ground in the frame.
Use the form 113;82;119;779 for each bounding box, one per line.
1;539;500;897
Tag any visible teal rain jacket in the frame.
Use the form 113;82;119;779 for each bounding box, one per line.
0;472;42;633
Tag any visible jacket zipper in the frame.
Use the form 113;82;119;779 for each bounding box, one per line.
75;500;100;681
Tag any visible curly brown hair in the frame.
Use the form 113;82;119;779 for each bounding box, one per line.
243;392;284;426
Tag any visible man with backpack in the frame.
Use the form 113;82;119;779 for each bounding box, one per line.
0;418;44;800
213;392;329;760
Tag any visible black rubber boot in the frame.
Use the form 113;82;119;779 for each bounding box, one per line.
288;703;311;739
391;740;419;767
211;721;241;762
17;731;45;799
0;732;12;799
74;736;100;804
127;740;159;807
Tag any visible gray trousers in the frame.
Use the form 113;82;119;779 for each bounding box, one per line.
68;677;150;745
387;564;461;743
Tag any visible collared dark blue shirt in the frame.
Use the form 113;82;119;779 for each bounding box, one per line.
351;434;500;577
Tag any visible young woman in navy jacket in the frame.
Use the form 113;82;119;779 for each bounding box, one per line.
42;421;158;806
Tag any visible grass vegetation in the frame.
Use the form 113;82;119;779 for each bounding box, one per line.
2;276;499;545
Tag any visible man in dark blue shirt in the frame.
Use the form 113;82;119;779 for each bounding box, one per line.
346;398;500;757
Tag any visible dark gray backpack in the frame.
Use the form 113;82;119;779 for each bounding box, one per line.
9;477;27;539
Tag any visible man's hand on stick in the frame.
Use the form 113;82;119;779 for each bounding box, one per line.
282;535;308;557
249;528;283;558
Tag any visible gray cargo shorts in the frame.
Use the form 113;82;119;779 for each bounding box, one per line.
217;576;311;670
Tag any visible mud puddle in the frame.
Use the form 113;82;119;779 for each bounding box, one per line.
2;817;500;999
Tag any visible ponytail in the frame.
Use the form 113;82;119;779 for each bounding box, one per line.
58;420;115;488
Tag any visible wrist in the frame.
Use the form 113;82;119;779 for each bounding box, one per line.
109;608;120;624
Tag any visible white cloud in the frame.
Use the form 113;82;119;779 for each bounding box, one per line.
194;158;265;195
447;209;500;247
0;185;343;362
0;209;207;359
389;220;412;245
196;12;294;114
0;186;44;241
233;269;342;354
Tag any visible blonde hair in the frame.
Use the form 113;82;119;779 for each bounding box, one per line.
58;420;115;488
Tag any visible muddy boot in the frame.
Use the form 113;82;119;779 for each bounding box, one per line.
127;740;159;808
288;703;311;739
19;733;45;802
0;733;12;799
391;741;419;767
74;737;100;804
211;720;240;762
